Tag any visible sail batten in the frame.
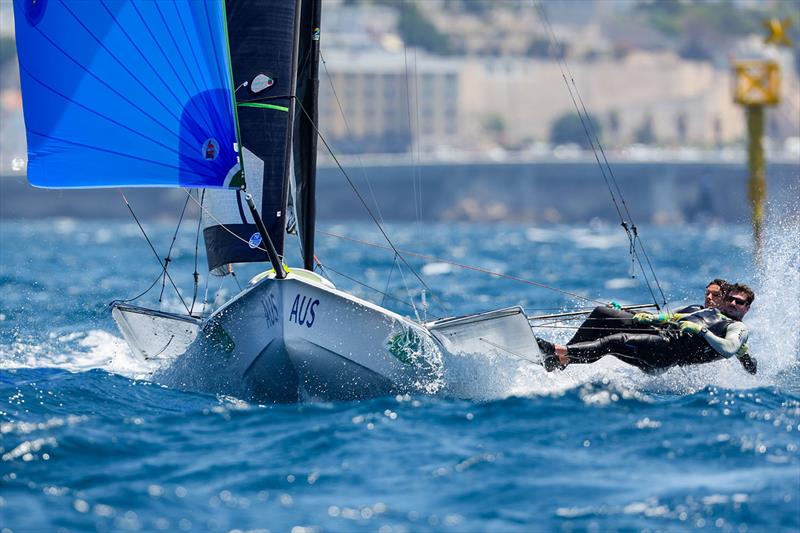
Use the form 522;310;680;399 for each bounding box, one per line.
15;0;241;189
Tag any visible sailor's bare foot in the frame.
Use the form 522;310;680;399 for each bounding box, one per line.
555;344;569;367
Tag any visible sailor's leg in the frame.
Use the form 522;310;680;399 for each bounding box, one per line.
567;307;642;345
566;333;674;372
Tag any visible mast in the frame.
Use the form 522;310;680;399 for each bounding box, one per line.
295;0;322;271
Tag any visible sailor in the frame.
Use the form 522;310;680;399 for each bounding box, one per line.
538;283;757;375
564;279;730;346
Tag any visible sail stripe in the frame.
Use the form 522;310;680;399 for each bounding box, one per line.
25;130;218;179
168;2;225;138
149;2;216;140
15;0;240;188
128;1;218;137
58;1;195;138
20;63;185;159
29;24;191;149
98;1;216;138
237;102;290;112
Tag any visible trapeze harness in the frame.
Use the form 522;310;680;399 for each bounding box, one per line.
565;308;749;373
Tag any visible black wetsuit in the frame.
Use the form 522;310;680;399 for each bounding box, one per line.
566;304;706;345
565;309;746;373
566;306;655;345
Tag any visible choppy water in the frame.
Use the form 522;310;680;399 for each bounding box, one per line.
1;218;799;531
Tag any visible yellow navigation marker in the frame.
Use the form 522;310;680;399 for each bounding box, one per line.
733;60;780;106
763;17;793;47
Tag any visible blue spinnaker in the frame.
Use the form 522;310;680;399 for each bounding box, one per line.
13;0;241;189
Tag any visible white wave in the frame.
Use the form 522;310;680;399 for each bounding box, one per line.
604;277;639;290
0;329;156;380
421;262;454;276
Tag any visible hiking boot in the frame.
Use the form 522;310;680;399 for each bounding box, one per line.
536;337;555;356
543;354;566;372
738;353;757;375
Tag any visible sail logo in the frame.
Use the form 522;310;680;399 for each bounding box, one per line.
248;232;262;249
202;138;219;161
250;74;275;93
289;294;319;328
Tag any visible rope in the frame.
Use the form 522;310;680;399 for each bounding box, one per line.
319;50;386;225
293;98;451;315
119;191;190;314
114;271;163;305
189;189;205;315
316;262;428;315
381;253;398;308
183;189;271;255
317;229;608;306
533;1;669;311
158;189;192;302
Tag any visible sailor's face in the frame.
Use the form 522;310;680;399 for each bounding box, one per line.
723;290;751;320
705;283;724;308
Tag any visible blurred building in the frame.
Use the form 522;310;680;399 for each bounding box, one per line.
460;50;751;149
319;50;461;154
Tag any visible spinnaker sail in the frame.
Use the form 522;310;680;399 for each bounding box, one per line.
14;0;241;189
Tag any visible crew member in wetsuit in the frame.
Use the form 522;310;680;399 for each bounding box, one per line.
564;279;730;346
539;283;757;375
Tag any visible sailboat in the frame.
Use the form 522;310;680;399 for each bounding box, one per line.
14;0;547;402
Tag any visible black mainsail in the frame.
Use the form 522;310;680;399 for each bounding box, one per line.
203;0;303;272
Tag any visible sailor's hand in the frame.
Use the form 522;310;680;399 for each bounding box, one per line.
738;353;758;375
633;312;655;324
679;321;704;335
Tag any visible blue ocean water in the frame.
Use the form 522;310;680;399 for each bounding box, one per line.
1;219;799;531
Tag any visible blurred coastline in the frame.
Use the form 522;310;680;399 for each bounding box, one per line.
1;0;798;224
2;158;797;223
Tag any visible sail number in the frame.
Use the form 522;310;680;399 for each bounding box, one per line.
289;294;319;328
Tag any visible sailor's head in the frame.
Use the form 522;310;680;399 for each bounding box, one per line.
722;283;754;321
705;278;730;308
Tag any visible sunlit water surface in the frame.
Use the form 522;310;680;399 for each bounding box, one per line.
1;219;798;531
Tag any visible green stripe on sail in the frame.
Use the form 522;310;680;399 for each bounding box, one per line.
237;102;290;112
221;0;245;189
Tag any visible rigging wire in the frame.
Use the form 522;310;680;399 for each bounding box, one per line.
316;261;430;315
319;50;387;226
293;98;451;315
381;253;398;308
114;271;163;305
158;189;192;302
532;0;669;311
189;189;205;315
317;229;608;307
401;0;423;236
119;191;191;314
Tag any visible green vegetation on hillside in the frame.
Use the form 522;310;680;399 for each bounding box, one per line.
550;112;602;149
396;2;452;55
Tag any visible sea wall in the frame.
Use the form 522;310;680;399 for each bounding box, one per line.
1;161;797;223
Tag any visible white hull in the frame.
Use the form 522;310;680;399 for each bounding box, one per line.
115;271;443;402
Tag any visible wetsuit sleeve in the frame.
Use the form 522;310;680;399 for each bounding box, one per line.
700;322;749;359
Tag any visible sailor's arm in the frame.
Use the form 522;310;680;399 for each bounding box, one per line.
698;321;749;359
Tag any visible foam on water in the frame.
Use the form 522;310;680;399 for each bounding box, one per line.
0;329;155;379
3;218;797;406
